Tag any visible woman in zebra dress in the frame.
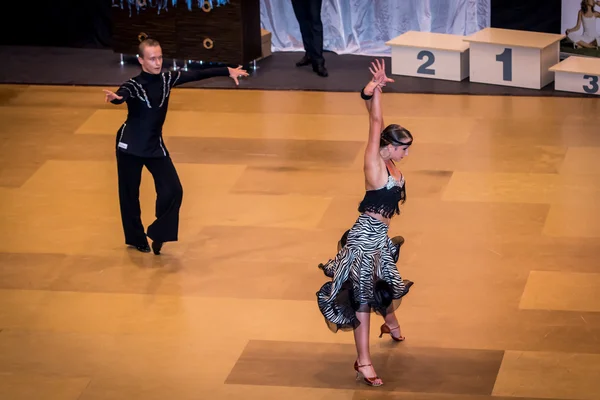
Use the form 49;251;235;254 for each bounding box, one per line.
316;59;413;387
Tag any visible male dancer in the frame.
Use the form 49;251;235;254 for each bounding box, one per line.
103;38;248;255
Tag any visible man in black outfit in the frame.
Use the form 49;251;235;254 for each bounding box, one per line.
291;0;328;77
103;38;248;255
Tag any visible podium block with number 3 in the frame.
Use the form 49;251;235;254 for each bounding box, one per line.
385;31;470;82
550;56;600;96
464;28;565;89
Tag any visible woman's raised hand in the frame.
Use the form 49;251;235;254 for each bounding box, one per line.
369;59;394;89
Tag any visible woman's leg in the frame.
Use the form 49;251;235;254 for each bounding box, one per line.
577;40;597;48
382;307;404;340
354;310;383;385
380;305;405;341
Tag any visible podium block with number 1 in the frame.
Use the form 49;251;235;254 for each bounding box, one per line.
463;28;565;89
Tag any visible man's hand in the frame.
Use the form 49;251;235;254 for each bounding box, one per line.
227;66;249;85
103;89;123;103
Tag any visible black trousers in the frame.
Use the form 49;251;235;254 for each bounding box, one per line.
291;0;324;65
116;151;183;246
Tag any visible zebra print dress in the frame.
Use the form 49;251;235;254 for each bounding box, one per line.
316;213;412;332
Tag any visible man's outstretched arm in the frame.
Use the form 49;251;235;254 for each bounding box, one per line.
103;84;131;105
171;65;249;87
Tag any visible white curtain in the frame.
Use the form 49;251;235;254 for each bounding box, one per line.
260;0;491;56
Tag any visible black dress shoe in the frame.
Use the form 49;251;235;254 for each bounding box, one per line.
296;54;312;67
135;244;151;253
151;241;163;255
313;64;328;77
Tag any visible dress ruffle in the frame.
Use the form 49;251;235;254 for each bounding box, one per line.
316;213;413;332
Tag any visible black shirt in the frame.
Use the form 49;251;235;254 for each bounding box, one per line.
358;167;406;219
111;67;229;158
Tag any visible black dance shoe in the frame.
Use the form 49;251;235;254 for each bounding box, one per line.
402;279;414;293
296;54;312;67
391;236;405;248
313;63;328;77
134;244;151;253
151;241;163;255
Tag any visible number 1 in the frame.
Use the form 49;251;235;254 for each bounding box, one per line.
496;48;512;81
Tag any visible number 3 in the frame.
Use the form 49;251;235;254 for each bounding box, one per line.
583;75;599;94
417;50;435;75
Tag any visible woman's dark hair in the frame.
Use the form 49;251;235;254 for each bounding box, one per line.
581;0;594;13
380;124;413;148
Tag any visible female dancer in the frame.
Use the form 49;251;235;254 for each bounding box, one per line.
566;0;600;49
316;59;413;387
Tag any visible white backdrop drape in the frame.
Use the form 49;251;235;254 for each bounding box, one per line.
260;0;491;56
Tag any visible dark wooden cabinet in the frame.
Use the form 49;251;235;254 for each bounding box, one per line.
110;0;261;65
111;4;178;59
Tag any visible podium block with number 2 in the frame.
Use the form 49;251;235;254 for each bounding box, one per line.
464;28;565;89
385;31;470;82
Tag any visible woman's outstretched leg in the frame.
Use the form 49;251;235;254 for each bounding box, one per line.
353;310;383;386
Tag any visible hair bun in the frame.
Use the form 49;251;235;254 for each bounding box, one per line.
137;32;149;43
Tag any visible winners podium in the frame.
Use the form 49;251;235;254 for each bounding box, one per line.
386;27;600;95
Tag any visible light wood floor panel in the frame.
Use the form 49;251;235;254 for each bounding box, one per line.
519;271;600;312
559;147;600;174
493;350;600;400
0;189;122;254
543;201;600;238
1;84;600;399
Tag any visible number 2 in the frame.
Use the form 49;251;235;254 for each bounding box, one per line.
496;48;512;81
417;50;435;75
583;75;599;94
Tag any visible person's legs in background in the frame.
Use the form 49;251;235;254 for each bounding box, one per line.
291;0;328;77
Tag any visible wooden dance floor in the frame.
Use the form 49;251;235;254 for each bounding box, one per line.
1;83;600;399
